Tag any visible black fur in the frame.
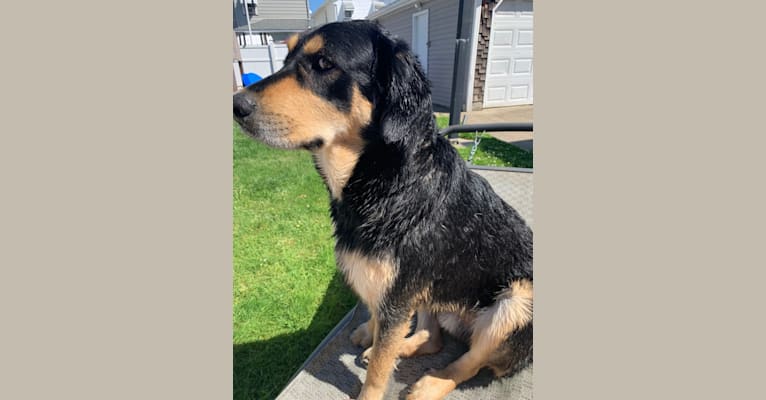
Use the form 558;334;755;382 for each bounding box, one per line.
327;22;532;308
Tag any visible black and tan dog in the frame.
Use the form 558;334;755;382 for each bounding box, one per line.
233;21;532;400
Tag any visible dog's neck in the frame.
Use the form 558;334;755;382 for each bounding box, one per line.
312;136;365;200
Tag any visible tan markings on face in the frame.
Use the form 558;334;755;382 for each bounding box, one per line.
302;34;324;54
258;74;372;194
349;85;374;128
258;78;372;145
286;34;299;51
258;76;347;145
314;87;372;199
335;249;396;311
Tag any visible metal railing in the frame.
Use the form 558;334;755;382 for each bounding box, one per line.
439;122;533;173
439;122;533;137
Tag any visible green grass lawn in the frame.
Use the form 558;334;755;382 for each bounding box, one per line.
233;123;356;400
453;133;533;168
435;114;533;169
435;114;451;130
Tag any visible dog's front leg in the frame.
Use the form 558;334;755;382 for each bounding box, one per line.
350;313;376;349
356;308;413;400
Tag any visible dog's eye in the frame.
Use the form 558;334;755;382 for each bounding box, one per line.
314;56;335;72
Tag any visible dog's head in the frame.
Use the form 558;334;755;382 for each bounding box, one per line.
233;21;433;151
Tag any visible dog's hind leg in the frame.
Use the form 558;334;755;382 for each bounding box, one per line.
407;280;533;400
399;308;443;358
486;322;533;378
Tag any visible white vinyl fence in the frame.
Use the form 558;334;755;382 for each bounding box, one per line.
237;43;289;82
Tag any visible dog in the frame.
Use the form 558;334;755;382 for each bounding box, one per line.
233;21;532;400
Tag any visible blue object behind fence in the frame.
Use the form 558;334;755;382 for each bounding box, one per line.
241;73;262;86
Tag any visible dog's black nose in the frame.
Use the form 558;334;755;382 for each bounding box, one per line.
233;93;255;119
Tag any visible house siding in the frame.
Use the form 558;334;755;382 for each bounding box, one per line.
471;0;498;109
256;0;310;20
233;0;248;29
310;0;377;27
374;0;474;110
350;0;375;20
376;8;410;39
233;0;310;29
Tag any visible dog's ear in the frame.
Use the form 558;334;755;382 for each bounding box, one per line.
373;32;434;146
286;33;299;52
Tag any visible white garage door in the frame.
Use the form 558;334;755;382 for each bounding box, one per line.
483;0;533;108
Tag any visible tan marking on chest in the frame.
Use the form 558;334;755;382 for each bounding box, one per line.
312;87;371;199
314;137;363;199
335;249;397;310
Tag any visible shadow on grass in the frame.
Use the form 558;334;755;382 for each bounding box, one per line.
505;139;533;153
234;270;357;400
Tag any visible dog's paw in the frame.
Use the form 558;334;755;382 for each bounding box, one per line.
400;330;443;358
350;321;372;348
361;346;372;364
407;372;456;400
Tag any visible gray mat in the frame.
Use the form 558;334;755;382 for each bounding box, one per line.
275;167;533;400
472;168;533;229
276;304;532;400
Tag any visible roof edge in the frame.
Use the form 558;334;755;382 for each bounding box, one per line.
368;0;424;20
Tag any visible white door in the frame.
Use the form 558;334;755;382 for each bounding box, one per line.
483;0;533;107
412;10;429;73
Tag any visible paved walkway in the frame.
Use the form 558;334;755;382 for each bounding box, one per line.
440;105;534;152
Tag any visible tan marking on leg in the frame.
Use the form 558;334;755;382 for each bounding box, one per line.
350;320;373;348
407;336;489;400
351;311;377;350
399;308;442;358
436;310;476;343
475;279;533;345
336;249;396;312
302;35;324;54
408;280;533;400
286;33;299;51
357;317;412;400
408;373;457;400
358;312;378;364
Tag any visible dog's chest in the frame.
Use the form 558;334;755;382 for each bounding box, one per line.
313;138;364;200
335;249;396;309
